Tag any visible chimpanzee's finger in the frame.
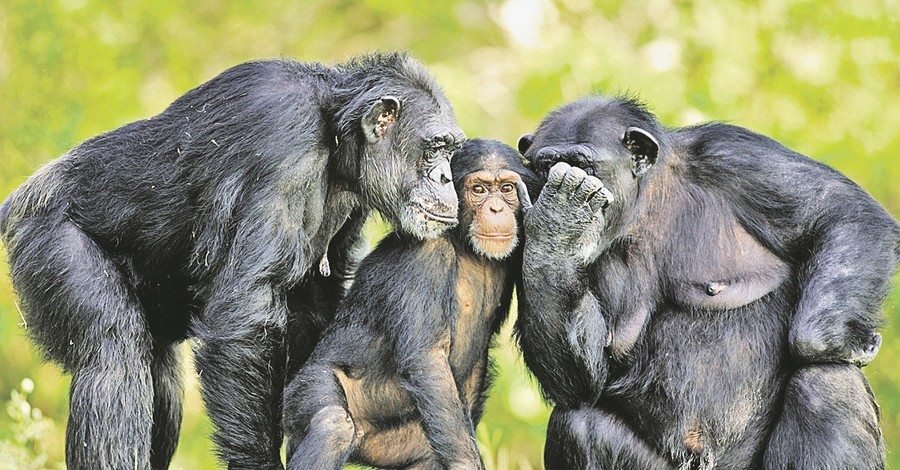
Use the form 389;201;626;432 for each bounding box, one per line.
517;180;533;211
572;175;604;205
588;186;615;213
542;161;572;198
558;166;588;201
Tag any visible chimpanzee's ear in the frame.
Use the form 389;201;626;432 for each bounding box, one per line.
363;96;401;143
517;134;534;155
623;126;659;177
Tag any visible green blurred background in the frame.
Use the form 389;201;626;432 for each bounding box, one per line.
0;0;898;468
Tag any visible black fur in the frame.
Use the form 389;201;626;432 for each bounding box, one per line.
283;139;538;470
515;95;900;469
0;52;464;470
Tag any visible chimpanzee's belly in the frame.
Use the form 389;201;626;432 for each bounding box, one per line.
604;300;791;468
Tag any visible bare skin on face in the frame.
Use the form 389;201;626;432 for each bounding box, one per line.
463;169;523;260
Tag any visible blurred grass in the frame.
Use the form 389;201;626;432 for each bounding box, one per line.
1;1;899;468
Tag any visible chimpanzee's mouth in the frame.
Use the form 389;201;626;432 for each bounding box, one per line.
419;206;458;225
474;232;515;241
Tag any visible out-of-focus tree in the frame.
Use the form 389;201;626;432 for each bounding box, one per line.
0;1;897;468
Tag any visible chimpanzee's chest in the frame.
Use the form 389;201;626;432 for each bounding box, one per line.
448;256;507;379
271;148;360;273
662;212;790;311
303;188;361;270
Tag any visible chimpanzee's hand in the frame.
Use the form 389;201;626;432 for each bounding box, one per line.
524;161;614;265
849;331;882;366
792;326;883;367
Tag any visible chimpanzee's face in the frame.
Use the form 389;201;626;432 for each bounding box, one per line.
458;168;522;259
358;91;466;240
449;139;537;260
517;97;660;214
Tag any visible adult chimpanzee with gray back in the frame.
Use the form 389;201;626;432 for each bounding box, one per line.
283;139;539;470
0;52;464;470
515;95;900;469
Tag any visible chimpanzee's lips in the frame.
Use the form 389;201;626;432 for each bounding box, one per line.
474;232;515;240
420;207;458;225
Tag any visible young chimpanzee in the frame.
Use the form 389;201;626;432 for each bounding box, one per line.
515;96;900;469
283;139;538;470
0;52;463;469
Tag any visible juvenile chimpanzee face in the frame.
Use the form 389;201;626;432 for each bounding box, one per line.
517;96;662;216
452;139;537;260
358;90;466;240
461;168;523;259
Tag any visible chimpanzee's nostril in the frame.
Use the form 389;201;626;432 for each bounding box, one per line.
429;160;452;185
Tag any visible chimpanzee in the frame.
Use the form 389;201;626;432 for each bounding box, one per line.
0;52;465;470
282;139;539;470
515;95;900;469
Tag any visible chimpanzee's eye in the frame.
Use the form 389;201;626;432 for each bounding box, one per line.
472;185;487;195
500;183;515;193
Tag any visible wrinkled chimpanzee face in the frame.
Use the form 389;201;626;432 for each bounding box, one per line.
517;96;662;217
359;91;466;240
451;139;536;260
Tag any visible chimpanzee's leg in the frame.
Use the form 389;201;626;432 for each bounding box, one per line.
150;342;184;469
193;299;287;470
6;217;154;470
544;406;672;470
764;364;884;469
283;363;358;470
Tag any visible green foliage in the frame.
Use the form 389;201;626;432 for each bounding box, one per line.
1;1;899;468
0;379;65;470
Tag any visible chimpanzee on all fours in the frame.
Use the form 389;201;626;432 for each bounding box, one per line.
283;139;540;470
515;96;900;469
0;52;466;470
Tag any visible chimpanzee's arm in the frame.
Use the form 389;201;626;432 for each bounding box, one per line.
687;124;900;365
787;179;898;365
400;343;484;469
390;245;484;469
516;162;614;408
